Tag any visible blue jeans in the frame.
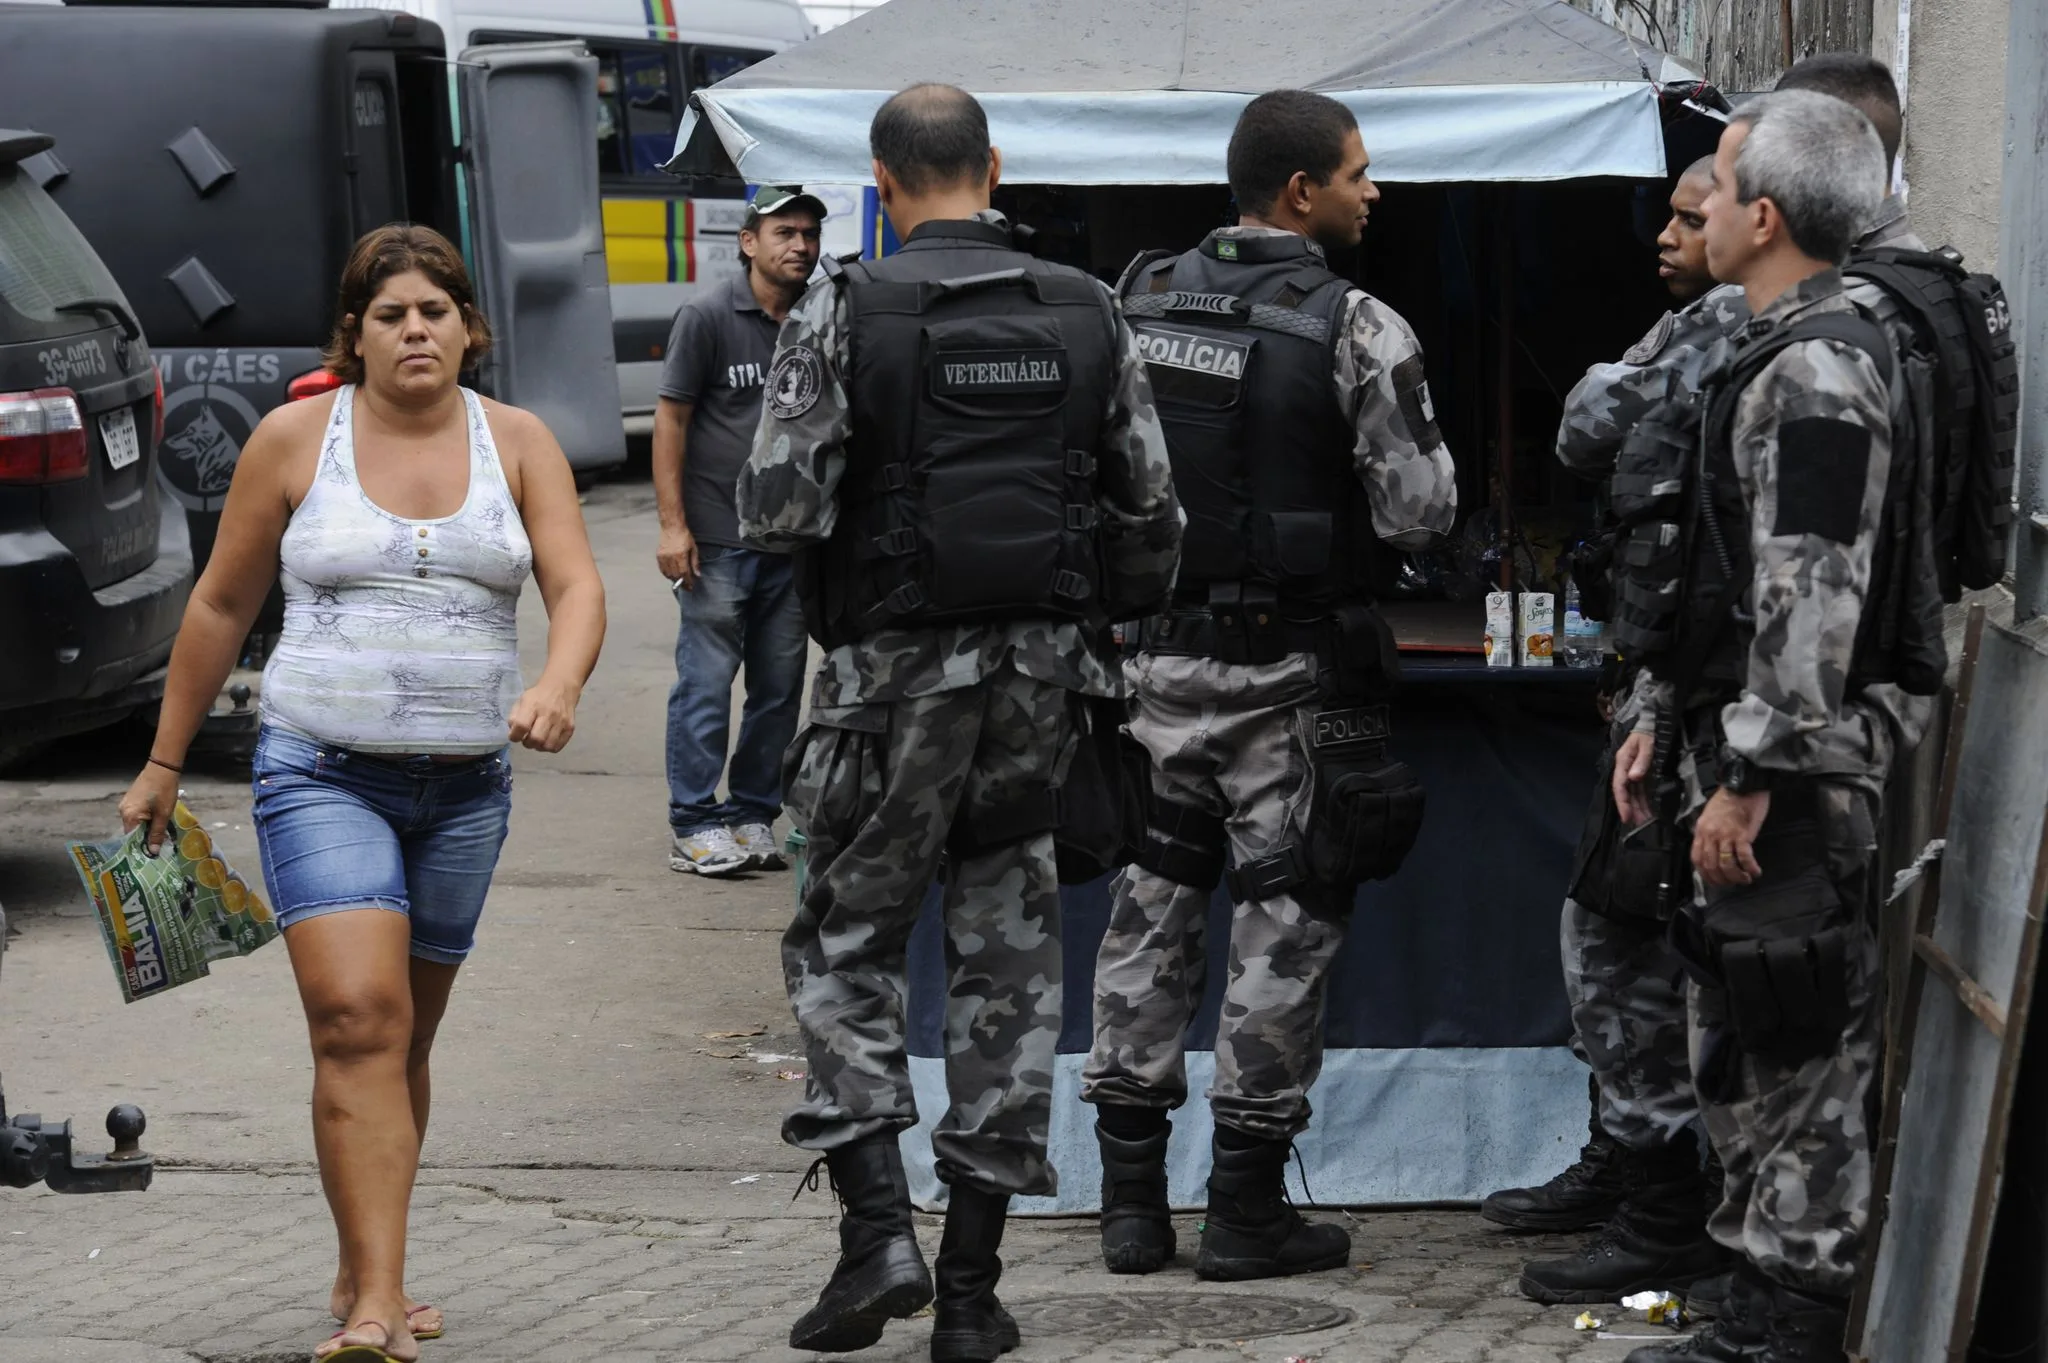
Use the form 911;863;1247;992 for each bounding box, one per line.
667;545;808;836
250;726;513;964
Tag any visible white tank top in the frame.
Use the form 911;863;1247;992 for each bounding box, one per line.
261;386;533;753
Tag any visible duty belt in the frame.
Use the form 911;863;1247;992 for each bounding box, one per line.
1138;607;1325;665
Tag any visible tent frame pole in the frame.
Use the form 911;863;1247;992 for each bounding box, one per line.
1494;187;1515;592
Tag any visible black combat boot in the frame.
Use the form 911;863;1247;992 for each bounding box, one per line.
1481;1074;1628;1232
1625;1264;1769;1361
930;1179;1020;1362
789;1136;934;1353
1688;1272;1733;1320
1754;1278;1849;1363
1195;1126;1350;1281
1518;1128;1728;1305
1095;1105;1177;1274
1682;1144;1732;1318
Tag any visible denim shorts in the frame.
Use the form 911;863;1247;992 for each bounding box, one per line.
250;726;513;964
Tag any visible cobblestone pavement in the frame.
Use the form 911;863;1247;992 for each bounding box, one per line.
1;1167;1674;1363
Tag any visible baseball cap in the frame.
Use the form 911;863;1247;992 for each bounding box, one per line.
744;185;828;228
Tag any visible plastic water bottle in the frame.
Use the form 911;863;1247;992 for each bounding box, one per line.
1560;581;1604;669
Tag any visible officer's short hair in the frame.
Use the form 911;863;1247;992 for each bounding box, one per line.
1226;90;1359;217
1775;53;1903;166
1727;90;1886;265
869;83;991;193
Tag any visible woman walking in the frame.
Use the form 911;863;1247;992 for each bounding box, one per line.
119;226;606;1362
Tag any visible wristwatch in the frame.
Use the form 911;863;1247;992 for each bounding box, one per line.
1718;750;1775;795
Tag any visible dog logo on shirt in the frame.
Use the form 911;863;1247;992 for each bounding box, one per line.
766;345;823;420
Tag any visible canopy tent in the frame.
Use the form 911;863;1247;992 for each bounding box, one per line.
669;0;1700;185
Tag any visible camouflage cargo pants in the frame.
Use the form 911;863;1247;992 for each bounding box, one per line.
1081;652;1347;1142
1686;781;1880;1294
1563;898;1699;1152
1561;707;1697;1153
780;662;1070;1197
1561;722;1698;1153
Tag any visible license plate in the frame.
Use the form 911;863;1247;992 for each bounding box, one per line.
101;407;140;471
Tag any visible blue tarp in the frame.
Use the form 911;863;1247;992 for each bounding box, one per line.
898;672;1609;1210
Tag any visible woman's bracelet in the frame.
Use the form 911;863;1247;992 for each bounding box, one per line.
146;755;184;775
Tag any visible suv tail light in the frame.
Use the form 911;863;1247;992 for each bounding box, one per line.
0;388;88;484
286;368;344;402
152;368;165;447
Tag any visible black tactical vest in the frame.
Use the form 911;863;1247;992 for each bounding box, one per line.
1609;308;1939;700
1120;233;1363;615
797;219;1118;648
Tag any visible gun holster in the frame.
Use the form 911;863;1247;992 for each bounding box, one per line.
1670;862;1855;1075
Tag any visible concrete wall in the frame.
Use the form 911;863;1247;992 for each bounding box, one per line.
1896;0;2009;267
2002;0;2047;621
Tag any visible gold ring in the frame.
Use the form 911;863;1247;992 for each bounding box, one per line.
1719;850;1734;862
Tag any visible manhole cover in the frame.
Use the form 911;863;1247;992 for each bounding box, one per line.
1007;1291;1352;1342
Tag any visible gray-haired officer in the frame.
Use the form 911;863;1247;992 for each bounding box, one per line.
1609;90;1908;1363
1082;89;1455;1283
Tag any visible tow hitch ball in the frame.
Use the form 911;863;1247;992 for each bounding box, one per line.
1;1079;153;1193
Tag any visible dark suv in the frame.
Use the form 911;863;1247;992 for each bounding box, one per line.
0;129;190;756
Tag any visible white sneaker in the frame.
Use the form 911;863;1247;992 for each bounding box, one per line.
731;822;786;870
670;826;751;876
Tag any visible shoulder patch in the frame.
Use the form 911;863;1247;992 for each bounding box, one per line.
1772;417;1872;545
1390;352;1442;450
765;345;823;420
1622;311;1677;366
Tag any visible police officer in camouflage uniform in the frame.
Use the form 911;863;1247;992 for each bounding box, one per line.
1608;91;1903;1363
738;85;1181;1362
1488;158;1747;1310
1080;90;1456;1283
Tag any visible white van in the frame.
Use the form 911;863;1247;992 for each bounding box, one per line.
333;0;815;435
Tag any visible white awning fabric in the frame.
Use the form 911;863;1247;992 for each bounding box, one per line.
671;0;1696;185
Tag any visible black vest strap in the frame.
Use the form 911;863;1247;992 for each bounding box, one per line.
1121;289;1334;344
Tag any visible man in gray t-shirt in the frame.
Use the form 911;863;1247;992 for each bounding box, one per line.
654;186;823;875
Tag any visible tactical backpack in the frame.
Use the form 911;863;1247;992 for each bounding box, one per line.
1846;246;2021;598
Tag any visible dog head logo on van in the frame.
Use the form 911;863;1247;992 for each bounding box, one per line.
159;384;261;511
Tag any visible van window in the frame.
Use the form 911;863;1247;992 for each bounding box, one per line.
617;48;678;176
468;33;772;188
588;41;684;183
0;168;126;322
689;46;771;90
